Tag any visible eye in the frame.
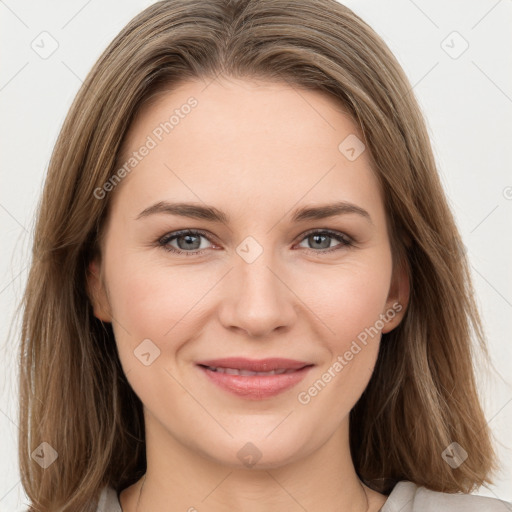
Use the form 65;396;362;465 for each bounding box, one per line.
158;228;355;256
296;229;354;255
158;229;214;256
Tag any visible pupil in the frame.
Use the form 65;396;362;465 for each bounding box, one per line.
312;234;329;249
179;234;200;250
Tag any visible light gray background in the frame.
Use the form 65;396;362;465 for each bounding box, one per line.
1;0;511;509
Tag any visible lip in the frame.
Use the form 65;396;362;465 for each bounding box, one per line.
196;357;311;372
196;358;314;400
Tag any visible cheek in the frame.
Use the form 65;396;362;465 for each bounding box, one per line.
104;257;211;403
297;260;392;348
294;269;390;418
332;272;390;342
295;256;392;404
106;257;209;338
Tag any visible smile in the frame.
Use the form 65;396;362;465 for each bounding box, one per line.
197;363;314;400
202;366;299;376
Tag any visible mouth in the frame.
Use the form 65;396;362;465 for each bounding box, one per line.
196;357;312;372
199;366;301;376
195;358;314;400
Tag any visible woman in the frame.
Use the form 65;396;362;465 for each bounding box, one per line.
18;1;510;511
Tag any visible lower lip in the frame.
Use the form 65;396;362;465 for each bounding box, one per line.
197;365;313;400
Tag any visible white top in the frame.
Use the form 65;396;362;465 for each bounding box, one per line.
96;481;511;511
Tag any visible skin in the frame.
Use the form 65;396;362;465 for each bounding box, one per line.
88;76;409;512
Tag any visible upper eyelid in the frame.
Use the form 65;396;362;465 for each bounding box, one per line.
159;228;354;248
160;229;215;244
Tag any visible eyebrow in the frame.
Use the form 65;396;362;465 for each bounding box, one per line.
136;200;372;225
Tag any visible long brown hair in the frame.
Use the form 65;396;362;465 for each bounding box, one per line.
18;0;497;509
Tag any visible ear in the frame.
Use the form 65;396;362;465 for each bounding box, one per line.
86;258;112;322
381;259;410;334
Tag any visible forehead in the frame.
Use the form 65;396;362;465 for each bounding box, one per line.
120;76;358;158
110;77;383;224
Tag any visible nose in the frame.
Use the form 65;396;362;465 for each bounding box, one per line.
217;250;298;338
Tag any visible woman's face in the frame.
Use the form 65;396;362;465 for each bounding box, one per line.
88;77;408;470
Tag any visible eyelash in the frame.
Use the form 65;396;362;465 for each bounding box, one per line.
157;229;355;257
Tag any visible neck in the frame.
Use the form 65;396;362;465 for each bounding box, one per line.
120;410;385;512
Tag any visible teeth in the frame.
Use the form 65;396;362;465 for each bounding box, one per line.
206;366;294;376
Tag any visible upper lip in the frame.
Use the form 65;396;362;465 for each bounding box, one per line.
196;358;313;372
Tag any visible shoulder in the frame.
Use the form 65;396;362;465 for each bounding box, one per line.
382;481;511;512
97;485;122;512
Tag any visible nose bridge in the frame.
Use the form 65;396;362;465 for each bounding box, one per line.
219;234;297;336
236;235;284;305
